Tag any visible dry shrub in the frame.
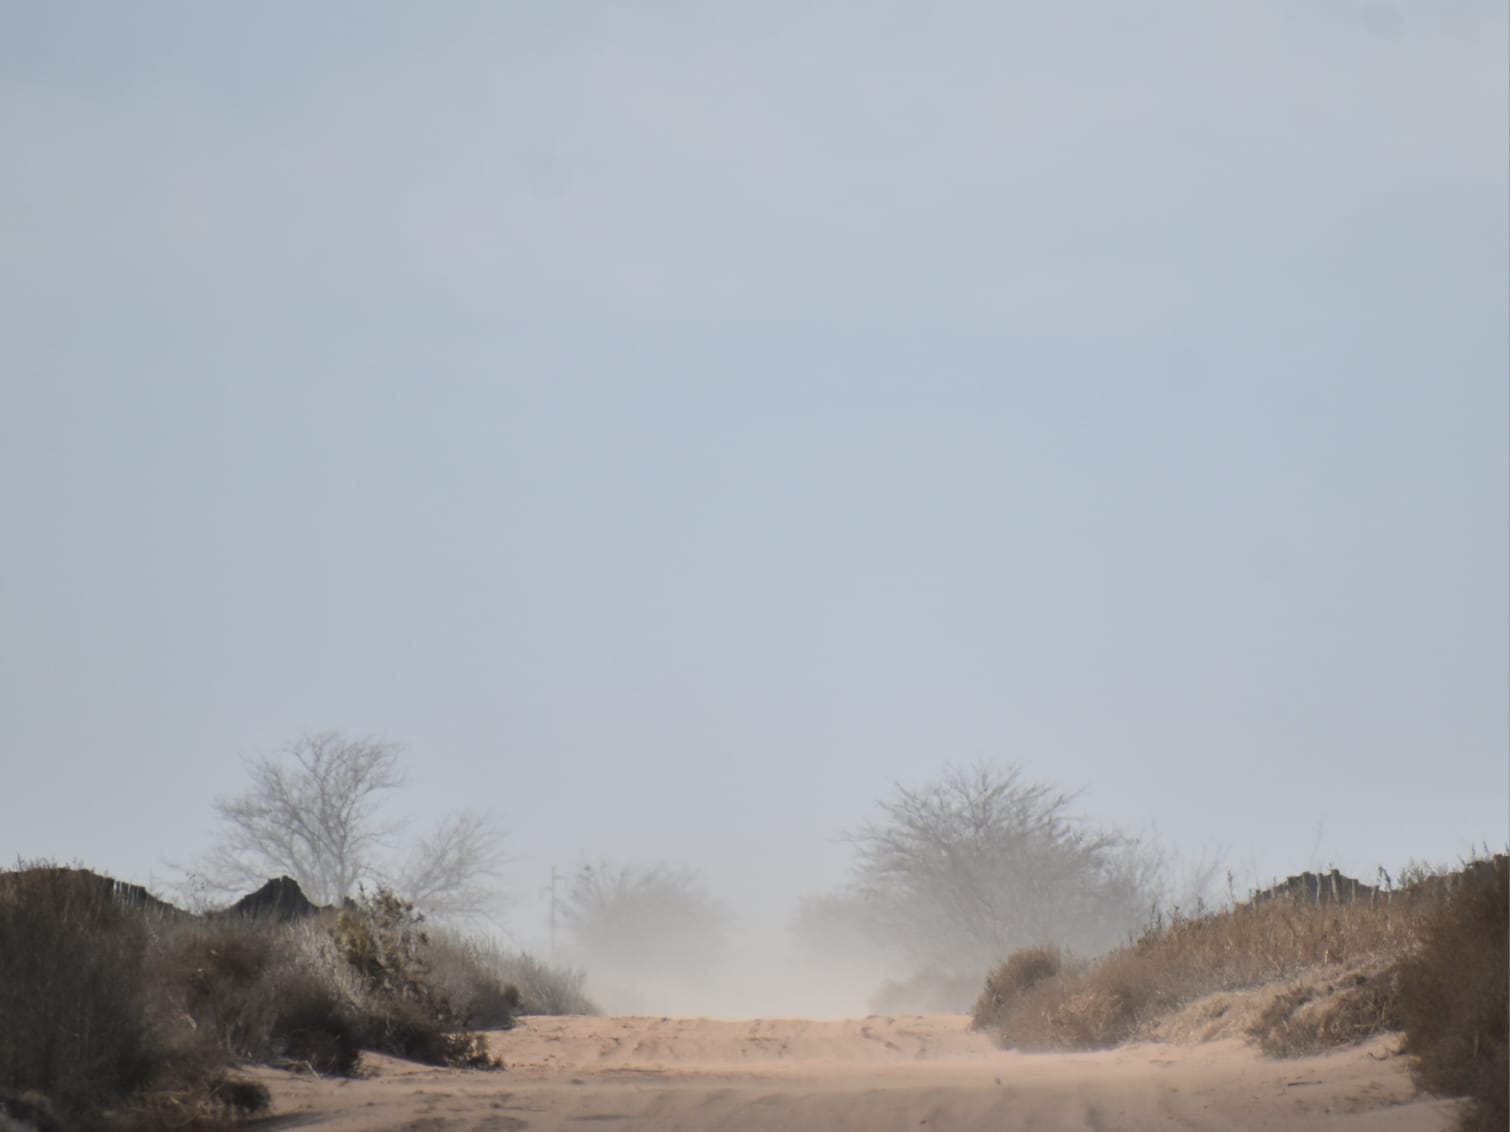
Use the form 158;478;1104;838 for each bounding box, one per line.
0;866;272;1129
495;951;598;1016
1045;949;1181;1049
158;888;509;1073
975;863;1468;1053
421;932;526;1028
125;1072;271;1129
1249;966;1401;1056
330;889;503;1068
426;931;598;1018
1395;855;1508;1132
981;946;1190;1050
971;947;1062;1031
150;916;363;1075
208;1076;271;1116
0;866;162;1125
0;865;508;1129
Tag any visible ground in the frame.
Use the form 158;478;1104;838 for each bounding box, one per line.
248;1014;1457;1131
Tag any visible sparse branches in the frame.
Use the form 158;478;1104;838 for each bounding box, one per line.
393;810;509;924
194;731;507;921
842;763;1158;973
561;860;729;975
201;731;403;905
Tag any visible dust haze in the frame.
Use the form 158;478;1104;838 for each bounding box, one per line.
0;0;1505;1105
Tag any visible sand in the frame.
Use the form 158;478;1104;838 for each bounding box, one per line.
251;1014;1457;1131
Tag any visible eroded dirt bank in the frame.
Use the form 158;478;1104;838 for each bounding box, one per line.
253;1014;1455;1131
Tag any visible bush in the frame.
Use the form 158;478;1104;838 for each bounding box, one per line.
330;889;504;1067
426;931;598;1018
973;861;1462;1053
149;916;363;1075
1249;967;1400;1057
971;947;1062;1031
0;866;511;1129
0;866;162;1125
489;950;598;1017
1395;855;1508;1132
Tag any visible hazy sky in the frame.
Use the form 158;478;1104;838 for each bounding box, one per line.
3;2;1507;960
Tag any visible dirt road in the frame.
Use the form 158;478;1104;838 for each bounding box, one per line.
254;1014;1455;1131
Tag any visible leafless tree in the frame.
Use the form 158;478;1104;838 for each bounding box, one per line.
393;809;510;924
192;730;506;920
844;764;1159;973
561;860;729;975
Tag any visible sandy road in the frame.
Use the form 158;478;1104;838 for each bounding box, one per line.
253;1014;1456;1131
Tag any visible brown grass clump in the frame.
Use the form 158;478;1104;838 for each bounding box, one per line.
1248;965;1401;1056
327;889;506;1068
151;917;363;1075
0;865;515;1128
424;931;597;1021
0;865;163;1127
975;862;1480;1055
1045;948;1181;1049
971;947;1062;1032
1394;855;1508;1132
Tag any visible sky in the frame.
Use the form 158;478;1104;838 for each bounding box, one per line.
2;2;1507;981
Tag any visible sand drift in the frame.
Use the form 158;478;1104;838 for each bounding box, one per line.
252;1013;1454;1131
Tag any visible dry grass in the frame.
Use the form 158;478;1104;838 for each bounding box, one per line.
0;864;273;1129
973;865;1468;1053
425;930;599;1019
973;856;1508;1132
1394;855;1507;1132
0;866;525;1128
0;865;165;1128
970;947;1062;1030
1248;964;1401;1056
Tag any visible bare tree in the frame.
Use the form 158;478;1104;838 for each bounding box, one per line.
561;860;729;976
193;730;507;920
392;809;510;924
843;764;1158;973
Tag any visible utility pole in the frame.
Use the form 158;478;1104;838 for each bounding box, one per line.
541;865;560;960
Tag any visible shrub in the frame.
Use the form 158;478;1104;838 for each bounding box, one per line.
1248;967;1401;1057
0;866;515;1129
149;915;363;1075
418;931;524;1028
425;931;598;1018
493;950;598;1016
330;889;504;1068
971;947;1063;1030
1395;855;1508;1132
973;861;1462;1053
0;866;162;1124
